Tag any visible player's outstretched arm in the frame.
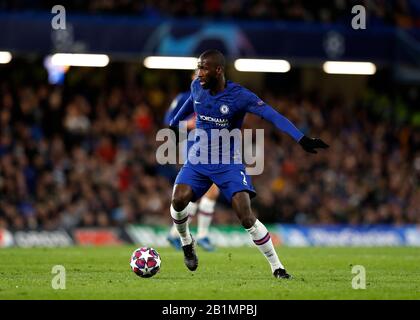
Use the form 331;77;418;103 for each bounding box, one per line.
246;98;329;154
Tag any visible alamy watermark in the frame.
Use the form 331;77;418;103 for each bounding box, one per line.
156;122;265;175
51;265;66;290
51;5;66;30
351;265;366;289
352;5;366;30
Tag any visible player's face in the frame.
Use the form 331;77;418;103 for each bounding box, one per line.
196;58;220;89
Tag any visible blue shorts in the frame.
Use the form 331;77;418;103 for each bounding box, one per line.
175;163;256;203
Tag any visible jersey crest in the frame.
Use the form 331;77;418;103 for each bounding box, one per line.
219;104;229;114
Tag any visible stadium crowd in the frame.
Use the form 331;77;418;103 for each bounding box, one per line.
1;0;420;27
0;63;419;231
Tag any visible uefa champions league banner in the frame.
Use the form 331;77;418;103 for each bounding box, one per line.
277;224;420;247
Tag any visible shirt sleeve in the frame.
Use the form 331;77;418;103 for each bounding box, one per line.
169;94;194;127
244;91;304;142
164;93;183;126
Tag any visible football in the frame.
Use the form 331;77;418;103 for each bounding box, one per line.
130;247;161;278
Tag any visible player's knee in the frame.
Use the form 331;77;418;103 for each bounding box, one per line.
172;185;192;212
232;193;256;228
172;198;188;212
240;215;256;229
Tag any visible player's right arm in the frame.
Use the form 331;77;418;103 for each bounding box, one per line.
164;93;183;126
169;95;194;128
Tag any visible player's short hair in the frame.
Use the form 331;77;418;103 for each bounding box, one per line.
199;49;226;70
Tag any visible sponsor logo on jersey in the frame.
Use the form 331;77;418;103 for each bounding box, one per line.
198;114;229;127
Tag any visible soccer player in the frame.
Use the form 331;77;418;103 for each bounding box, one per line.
169;50;328;278
164;80;219;252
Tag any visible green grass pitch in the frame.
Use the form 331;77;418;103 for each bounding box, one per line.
0;246;419;300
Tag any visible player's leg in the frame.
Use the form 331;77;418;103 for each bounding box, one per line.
231;191;291;279
167;132;200;250
170;183;199;271
171;183;194;245
212;165;291;278
171;165;212;271
186;201;199;216
196;184;219;251
167;201;198;250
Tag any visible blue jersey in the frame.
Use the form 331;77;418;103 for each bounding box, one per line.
171;79;304;202
170;78;304;163
164;91;192;126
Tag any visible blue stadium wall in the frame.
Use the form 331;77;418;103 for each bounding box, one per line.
1;12;420;66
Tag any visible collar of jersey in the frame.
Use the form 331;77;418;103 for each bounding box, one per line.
207;80;235;98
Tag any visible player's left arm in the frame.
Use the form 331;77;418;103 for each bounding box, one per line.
245;93;329;154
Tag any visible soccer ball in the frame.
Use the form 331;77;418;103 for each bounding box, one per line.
130;247;161;278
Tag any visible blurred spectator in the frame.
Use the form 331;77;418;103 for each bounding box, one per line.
0;62;419;230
